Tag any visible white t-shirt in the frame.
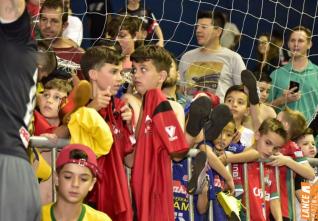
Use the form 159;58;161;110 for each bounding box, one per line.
179;47;246;102
63;15;83;46
220;22;240;49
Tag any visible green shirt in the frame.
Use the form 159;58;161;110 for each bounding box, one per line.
269;61;318;122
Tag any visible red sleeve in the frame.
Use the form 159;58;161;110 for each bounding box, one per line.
153;108;188;155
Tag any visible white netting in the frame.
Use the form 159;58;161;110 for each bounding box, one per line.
37;0;318;122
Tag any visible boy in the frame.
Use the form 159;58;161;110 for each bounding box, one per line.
130;45;189;221
81;46;134;221
294;128;318;220
268;108;315;220
33;78;72;204
194;119;237;220
41;144;111;221
233;118;287;221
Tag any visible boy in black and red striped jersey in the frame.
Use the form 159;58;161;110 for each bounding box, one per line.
233;118;287;221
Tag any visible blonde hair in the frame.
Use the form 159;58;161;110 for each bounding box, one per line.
281;107;307;140
44;78;72;94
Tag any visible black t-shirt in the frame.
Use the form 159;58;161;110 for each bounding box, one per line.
119;4;157;34
0;10;37;161
87;0;112;39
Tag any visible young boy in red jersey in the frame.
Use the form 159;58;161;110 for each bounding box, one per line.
33;78;72;204
233;118;287;221
130;45;189;221
268;108;315;220
41;144;111;221
81;46;134;221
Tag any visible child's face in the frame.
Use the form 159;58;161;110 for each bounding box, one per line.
38;89;67;119
56;163;96;204
224;91;248;122
92;63;123;95
276;112;288;132
297;134;317;158
116;29;135;56
255;131;285;159
258;81;271;103
213;121;236;152
132;60;165;95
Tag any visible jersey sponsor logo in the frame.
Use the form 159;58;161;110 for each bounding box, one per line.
165;125;178;141
19;126;30;148
253;187;270;201
232;164;239;179
144;115;152;134
264;174;272;186
295;150;304;158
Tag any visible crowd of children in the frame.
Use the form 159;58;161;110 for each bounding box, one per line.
1;0;318;220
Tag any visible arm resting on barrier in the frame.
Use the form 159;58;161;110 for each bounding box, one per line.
220;147;260;165
199;143;234;195
268;154;315;180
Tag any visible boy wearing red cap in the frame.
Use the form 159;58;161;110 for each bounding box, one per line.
41;144;111;221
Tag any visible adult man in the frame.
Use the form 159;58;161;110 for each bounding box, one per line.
269;26;318;122
179;10;246;102
38;0;84;79
0;0;41;220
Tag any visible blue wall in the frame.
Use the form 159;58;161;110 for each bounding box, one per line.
72;0;318;68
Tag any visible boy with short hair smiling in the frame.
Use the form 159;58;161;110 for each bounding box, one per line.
41;144;111;221
81;46;134;221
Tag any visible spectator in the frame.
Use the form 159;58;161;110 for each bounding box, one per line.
38;0;85;80
119;0;164;47
253;33;280;79
0;0;41;220
269;26;318;122
130;45;188;221
41;144;112;221
179;10;246;102
82;46;134;221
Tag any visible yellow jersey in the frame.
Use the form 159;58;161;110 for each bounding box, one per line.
42;203;112;221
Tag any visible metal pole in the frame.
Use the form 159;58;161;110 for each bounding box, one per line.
187;156;194;221
290;169;296;221
51;147;57;202
259;162;266;219
243;163;250;221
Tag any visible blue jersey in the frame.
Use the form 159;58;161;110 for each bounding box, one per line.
193;142;228;221
173;159;190;221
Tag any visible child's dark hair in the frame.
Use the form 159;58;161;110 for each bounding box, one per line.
259;118;287;141
295;127;313;142
107;16;139;39
224;84;250;106
197;10;225;29
254;71;272;83
131;45;172;73
40;0;68;24
93;38;123;54
37;41;57;75
80;46;124;81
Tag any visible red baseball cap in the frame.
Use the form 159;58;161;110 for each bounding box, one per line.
56;144;98;176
